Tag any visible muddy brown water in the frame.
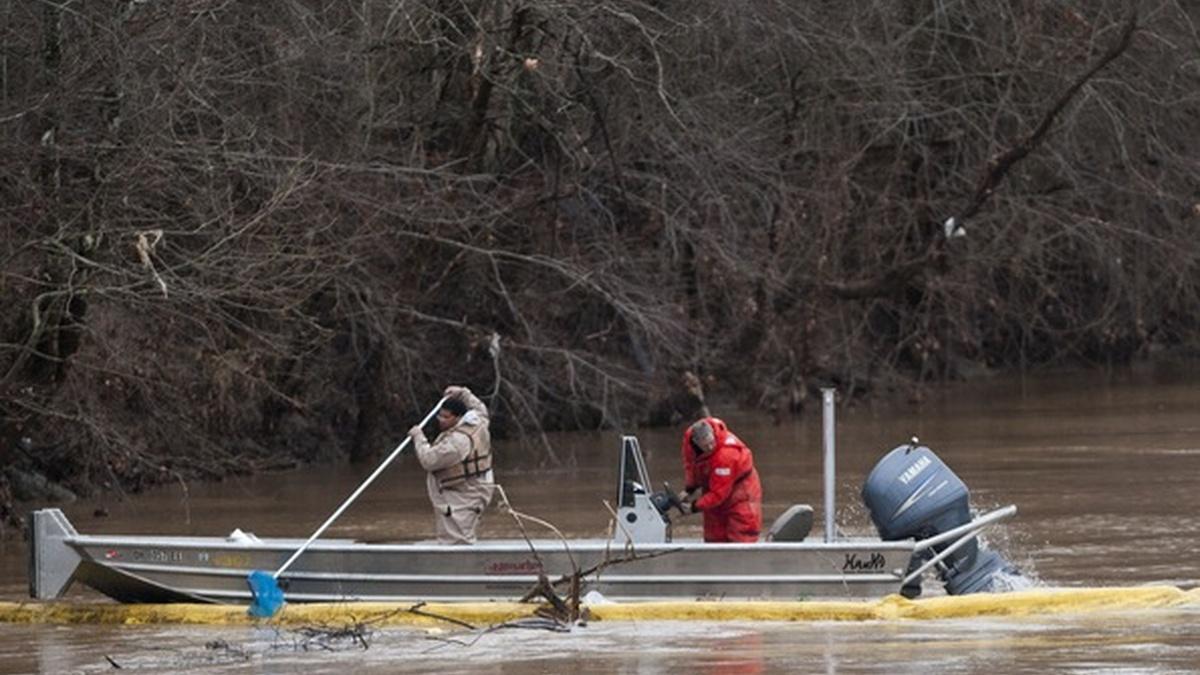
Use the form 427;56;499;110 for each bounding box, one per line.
3;363;1199;673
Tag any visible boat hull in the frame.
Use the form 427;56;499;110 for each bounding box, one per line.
33;510;912;603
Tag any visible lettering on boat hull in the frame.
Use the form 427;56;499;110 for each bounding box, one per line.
484;559;541;575
843;552;887;572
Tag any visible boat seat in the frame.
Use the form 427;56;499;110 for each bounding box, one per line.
765;504;813;542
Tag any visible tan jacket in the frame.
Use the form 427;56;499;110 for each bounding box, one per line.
412;389;495;544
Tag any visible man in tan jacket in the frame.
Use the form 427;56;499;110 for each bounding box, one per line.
408;386;495;544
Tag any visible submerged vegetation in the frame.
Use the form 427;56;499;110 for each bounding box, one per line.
2;1;1198;520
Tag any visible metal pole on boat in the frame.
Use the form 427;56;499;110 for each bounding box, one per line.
822;387;836;543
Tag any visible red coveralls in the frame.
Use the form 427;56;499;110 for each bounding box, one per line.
681;417;763;543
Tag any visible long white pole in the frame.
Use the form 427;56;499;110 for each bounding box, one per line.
822;387;836;543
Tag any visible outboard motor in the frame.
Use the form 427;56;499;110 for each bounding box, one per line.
862;440;1020;597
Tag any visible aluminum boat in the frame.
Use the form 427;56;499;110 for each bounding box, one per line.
29;390;1018;604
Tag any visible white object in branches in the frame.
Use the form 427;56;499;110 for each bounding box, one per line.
135;230;169;299
943;217;966;239
487;332;501;360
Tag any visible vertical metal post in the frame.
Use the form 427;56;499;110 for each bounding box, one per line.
822;387;836;543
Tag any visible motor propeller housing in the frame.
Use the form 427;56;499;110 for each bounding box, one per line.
862;440;1021;596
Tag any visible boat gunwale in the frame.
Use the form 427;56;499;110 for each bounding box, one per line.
64;534;918;553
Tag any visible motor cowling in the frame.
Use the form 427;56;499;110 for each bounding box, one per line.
862;441;1019;596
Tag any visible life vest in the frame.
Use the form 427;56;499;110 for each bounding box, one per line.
432;419;492;489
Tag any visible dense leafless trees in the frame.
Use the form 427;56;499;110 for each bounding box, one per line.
2;1;1198;511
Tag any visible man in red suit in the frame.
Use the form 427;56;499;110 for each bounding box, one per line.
680;417;763;542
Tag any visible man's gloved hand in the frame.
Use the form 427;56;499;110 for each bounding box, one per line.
686;500;701;515
407;425;426;440
443;385;467;399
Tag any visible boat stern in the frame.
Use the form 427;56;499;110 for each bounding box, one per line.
28;508;82;599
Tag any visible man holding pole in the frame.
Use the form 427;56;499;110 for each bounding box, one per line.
408;386;495;544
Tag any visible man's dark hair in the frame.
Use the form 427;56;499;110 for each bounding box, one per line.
441;398;468;417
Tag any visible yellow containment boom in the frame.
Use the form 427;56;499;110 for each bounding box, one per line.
1;586;1198;627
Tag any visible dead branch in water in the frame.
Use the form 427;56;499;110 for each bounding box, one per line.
401;602;477;630
495;486;683;625
284;623;372;652
494;485;580;621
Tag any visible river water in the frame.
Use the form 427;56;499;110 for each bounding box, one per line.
2;363;1199;673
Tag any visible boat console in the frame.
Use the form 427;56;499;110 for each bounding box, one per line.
613;436;672;544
